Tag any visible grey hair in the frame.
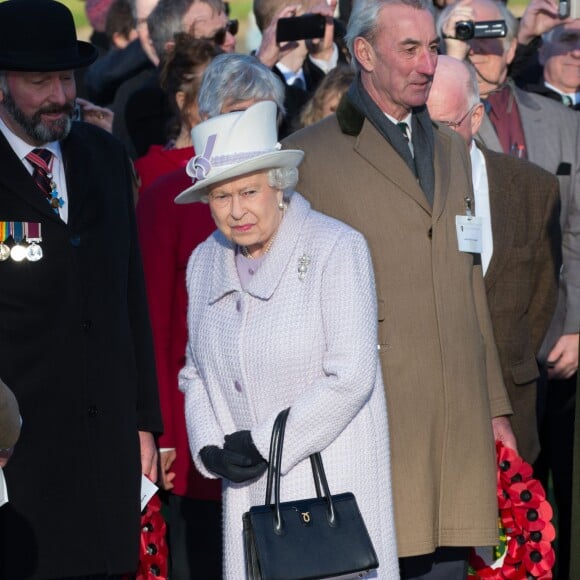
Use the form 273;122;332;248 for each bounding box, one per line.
147;0;192;59
198;166;299;202
148;0;225;59
346;0;432;72
268;167;298;196
437;0;518;53
198;53;286;119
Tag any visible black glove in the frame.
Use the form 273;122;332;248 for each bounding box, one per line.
199;445;267;483
223;430;264;466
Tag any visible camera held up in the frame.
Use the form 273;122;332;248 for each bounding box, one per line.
454;19;507;40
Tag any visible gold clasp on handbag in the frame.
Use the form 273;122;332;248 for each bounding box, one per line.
301;511;311;524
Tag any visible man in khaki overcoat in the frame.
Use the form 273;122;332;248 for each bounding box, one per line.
284;0;515;577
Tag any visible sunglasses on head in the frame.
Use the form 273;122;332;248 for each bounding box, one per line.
205;19;238;45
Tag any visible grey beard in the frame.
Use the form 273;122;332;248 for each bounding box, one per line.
2;90;73;143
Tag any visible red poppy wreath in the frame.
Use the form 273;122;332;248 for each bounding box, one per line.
132;493;168;579
468;441;556;579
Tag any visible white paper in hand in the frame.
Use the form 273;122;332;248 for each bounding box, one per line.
140;474;158;511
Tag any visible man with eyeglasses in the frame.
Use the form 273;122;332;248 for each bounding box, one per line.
428;55;561;468
187;0;237;53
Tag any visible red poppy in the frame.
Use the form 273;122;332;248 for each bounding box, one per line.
135;494;168;580
497;444;533;485
522;541;555;578
508;480;546;508
512;500;553;532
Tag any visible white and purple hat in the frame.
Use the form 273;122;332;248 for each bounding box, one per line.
175;101;304;204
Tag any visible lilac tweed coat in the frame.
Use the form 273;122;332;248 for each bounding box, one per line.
179;193;399;578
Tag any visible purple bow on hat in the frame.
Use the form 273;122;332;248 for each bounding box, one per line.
186;135;217;182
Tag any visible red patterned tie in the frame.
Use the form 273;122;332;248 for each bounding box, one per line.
26;148;62;214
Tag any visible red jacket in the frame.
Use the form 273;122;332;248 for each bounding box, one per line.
137;167;220;500
135;145;193;192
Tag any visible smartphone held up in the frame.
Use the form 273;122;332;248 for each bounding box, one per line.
276;13;326;43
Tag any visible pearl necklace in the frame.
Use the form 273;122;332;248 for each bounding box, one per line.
240;230;278;259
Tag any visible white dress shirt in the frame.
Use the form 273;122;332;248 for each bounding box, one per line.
544;81;580;107
471;141;493;275
0;116;68;222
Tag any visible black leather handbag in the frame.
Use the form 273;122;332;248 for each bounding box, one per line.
242;408;379;580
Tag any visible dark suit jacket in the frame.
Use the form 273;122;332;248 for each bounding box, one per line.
480;145;561;462
0;123;162;579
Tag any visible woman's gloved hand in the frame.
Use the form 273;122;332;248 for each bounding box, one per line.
199;445;267;483
224;430;264;466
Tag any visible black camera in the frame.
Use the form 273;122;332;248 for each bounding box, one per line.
455;19;507;40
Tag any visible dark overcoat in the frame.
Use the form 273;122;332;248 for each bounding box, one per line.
0;122;162;579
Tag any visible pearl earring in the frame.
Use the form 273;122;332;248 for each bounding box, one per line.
278;200;285;210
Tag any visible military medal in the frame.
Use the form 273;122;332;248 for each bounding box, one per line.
0;243;9;261
0;222;9;261
25;222;43;261
9;221;26;262
47;171;64;213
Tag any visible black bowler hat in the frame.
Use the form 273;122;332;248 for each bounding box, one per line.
0;0;99;72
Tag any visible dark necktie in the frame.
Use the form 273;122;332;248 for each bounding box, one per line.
26;148;61;214
397;122;410;142
291;76;305;91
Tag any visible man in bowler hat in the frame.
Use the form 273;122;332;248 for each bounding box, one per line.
0;0;162;578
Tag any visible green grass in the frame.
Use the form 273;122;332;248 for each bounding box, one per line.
56;0;89;29
229;0;253;21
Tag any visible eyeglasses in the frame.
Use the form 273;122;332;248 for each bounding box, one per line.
201;19;239;46
436;104;478;130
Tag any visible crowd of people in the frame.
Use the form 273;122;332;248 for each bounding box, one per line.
0;0;578;578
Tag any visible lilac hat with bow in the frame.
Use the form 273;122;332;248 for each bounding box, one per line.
174;101;304;204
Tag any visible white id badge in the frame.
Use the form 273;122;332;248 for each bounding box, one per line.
456;215;483;253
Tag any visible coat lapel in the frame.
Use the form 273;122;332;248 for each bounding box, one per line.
207;232;241;304
336;95;432;215
431;127;453;222
479;147;516;291
60;128;90;224
354;120;432;215
208;194;312;303
476;113;502;153
514;88;544;166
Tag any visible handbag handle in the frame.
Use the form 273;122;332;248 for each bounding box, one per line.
264;408;336;534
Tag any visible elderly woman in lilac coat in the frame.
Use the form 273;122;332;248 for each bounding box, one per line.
176;101;399;579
